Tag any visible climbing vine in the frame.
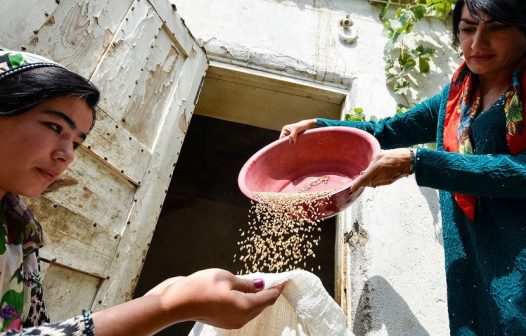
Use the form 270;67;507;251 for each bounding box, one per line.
344;0;455;121
377;0;456;97
343;0;456;121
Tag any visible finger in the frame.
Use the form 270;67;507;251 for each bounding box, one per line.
270;282;286;294
287;129;298;144
241;285;284;311
231;277;265;294
350;168;374;192
374;177;398;187
279;127;289;139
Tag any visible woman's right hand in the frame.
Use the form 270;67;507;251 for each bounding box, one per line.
158;269;285;330
92;268;284;335
279;119;317;144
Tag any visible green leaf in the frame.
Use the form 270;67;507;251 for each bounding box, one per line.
413;45;435;57
344;106;366;122
425;0;452;19
396;104;410;114
411;4;427;20
394;80;410;94
419;57;430;73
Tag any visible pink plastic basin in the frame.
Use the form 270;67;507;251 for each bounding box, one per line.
238;126;381;219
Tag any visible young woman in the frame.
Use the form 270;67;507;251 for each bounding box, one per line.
281;0;526;334
0;48;283;335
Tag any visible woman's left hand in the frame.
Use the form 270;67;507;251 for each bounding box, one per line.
350;148;413;192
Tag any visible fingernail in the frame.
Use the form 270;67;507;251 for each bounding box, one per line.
253;279;264;289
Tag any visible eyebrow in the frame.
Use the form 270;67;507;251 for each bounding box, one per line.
42;110;87;140
460;18;496;25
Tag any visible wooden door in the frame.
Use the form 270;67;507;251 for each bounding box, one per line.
1;0;207;319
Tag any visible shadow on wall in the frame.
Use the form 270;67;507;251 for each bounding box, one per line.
353;275;430;336
418;186;443;246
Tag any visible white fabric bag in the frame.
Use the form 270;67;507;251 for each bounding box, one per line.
188;270;353;336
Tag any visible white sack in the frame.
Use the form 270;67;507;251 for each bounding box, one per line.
189;270;353;336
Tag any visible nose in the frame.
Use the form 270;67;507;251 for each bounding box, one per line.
52;139;75;165
471;25;489;50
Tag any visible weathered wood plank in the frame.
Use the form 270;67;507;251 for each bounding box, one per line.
92;43;208;308
43;148;136;232
22;196;118;278
23;0;134;78
92;0;186;147
83;108;151;185
148;0;194;56
41;262;102;321
0;0;58;51
122;27;185;147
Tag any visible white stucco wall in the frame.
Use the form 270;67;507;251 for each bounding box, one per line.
172;0;461;335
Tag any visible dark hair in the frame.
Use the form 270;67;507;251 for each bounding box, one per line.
452;0;526;46
0;66;100;129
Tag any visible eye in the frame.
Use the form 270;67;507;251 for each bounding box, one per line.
461;27;476;33
44;122;63;133
490;24;509;32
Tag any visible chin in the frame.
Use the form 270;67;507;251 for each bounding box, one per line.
19;190;46;198
14;185;48;198
466;67;490;77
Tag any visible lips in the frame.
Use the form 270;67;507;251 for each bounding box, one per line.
36;168;59;182
469;54;495;61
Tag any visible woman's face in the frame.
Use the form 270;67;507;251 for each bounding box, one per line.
459;5;526;78
0;96;93;198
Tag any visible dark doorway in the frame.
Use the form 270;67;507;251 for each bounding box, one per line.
134;115;336;335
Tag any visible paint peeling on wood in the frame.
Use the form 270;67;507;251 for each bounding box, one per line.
92;1;185;148
28;0;134;78
0;0;59;51
123;28;184;147
147;0;194;55
93;43;208;309
91;2;163;129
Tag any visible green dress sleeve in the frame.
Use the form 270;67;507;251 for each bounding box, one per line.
415;148;526;200
316;91;443;149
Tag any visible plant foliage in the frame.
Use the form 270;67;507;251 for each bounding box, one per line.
378;0;456;98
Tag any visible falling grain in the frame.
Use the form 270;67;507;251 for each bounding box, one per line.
236;191;332;273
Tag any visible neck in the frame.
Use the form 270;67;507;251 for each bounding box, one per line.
478;71;512;97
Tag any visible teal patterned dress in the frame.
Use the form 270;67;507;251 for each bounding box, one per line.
316;84;526;335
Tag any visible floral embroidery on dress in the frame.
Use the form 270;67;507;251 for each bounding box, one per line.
0;194;92;335
5;315;89;335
